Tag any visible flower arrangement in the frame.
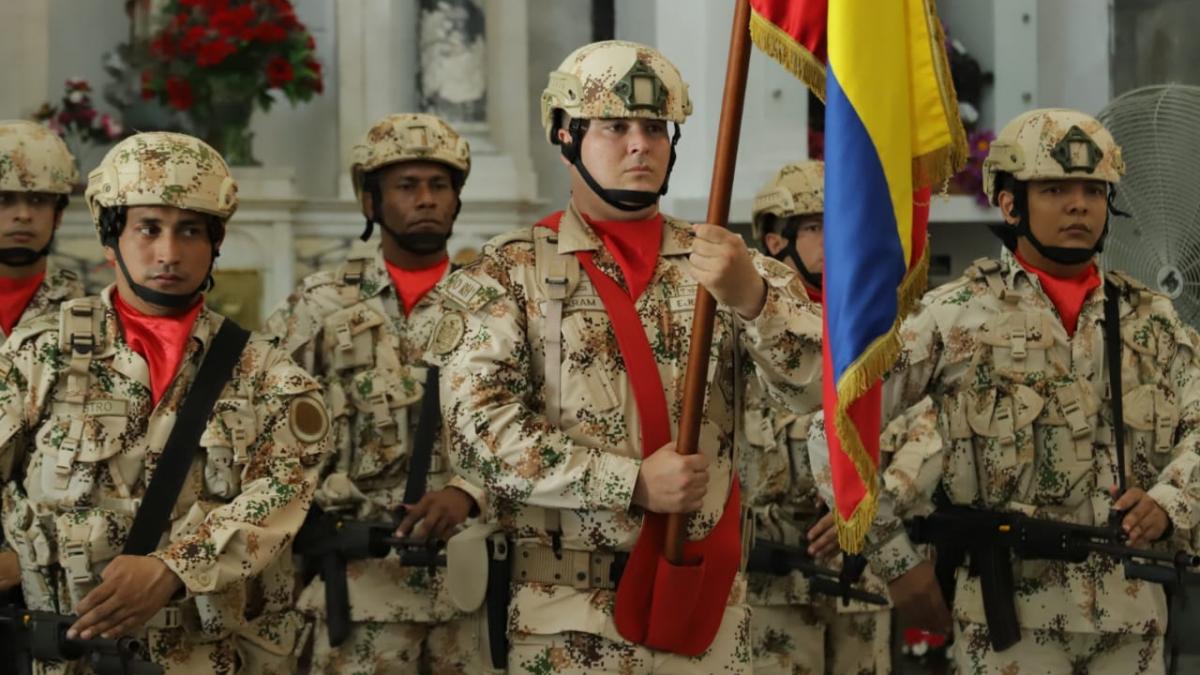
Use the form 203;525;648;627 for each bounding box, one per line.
34;78;125;145
138;0;323;164
33;78;126;182
951;129;996;207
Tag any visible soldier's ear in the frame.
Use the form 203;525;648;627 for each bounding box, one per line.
763;232;786;257
998;190;1020;225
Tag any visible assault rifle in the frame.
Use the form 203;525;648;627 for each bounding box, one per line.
908;505;1200;651
0;606;162;675
294;506;446;647
746;538;888;606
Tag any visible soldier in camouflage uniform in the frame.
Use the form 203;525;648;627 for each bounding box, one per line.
741;161;891;675
265;112;490;674
428;40;825;674
0;121;86;597
865;108;1200;673
0;132;331;674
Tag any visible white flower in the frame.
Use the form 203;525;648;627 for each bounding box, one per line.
68;91;85;104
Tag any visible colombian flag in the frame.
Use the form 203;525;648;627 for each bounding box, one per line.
749;0;966;551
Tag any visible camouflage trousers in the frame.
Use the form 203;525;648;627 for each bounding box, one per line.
307;613;495;675
508;605;752;674
952;620;1164;675
750;604;891;675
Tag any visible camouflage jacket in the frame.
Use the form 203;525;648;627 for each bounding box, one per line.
0;266;84;343
872;248;1200;635
428;202;824;638
740;369;893;611
0;287;330;663
265;247;485;624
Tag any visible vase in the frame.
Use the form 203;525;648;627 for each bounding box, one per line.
192;85;260;166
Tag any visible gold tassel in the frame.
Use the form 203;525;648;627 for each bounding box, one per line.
749;9;827;101
915;0;969;188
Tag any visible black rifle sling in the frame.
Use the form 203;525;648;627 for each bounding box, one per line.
402;365;441;506
1102;279;1128;495
123;319;252;555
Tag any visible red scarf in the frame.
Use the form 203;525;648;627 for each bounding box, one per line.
0;272;45;335
113;292;204;406
806;285;822;304
1014;250;1101;337
582;213;664;302
385;257;449;316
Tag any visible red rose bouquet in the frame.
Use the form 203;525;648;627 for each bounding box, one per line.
139;0;323;164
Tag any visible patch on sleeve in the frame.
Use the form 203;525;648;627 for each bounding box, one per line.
288;394;329;444
429;312;466;356
442;273;504;312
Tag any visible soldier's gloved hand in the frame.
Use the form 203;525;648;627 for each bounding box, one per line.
689;223;767;320
395;486;477;542
0;550;20;592
1110;485;1171;547
806;512;840;559
633;442;709;514
888;560;952;633
68;554;183;640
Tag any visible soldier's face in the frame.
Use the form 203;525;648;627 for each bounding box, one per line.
564;118;671;209
368;161;458;236
106;205;217;313
0;191;61;259
1012;179;1108;250
765;214;823;276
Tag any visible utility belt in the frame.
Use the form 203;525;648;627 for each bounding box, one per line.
511;542;629;591
447;524;631;671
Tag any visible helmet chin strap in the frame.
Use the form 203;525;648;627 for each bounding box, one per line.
768;223;822;291
0;240;53;267
561;118;682;213
1007;183;1125;266
105;235;211;310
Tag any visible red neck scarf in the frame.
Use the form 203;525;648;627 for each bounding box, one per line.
0;272;45;336
1014;250;1101;337
805;284;822;304
582;213;664;302
385;256;449;316
113;292;204;406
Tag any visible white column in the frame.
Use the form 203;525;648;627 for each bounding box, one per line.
0;0;50;119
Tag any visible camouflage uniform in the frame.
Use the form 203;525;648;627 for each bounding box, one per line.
742;162;891;675
265;112;489;674
0;132;331;675
0;120;85;342
431;200;823;673
867;110;1200;673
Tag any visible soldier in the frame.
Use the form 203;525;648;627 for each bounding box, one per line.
868;108;1200;673
0;121;86;598
0;131;330;673
741;160;891;675
429;40;824;674
264;112;489;674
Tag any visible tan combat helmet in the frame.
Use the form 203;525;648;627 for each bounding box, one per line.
85;132;237;308
349;112;471;243
751;160;824;242
541;40;693;210
982;108;1126;264
85;131;238;235
0;119;78;195
983;108;1125;206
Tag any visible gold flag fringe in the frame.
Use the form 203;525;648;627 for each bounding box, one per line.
914;0;969;189
749;9;827;101
833;244;930;553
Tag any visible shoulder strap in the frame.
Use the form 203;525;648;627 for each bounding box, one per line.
123;319;252;555
402;365;441;505
533;218;580;427
1103;278;1128;494
336;257;369;305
